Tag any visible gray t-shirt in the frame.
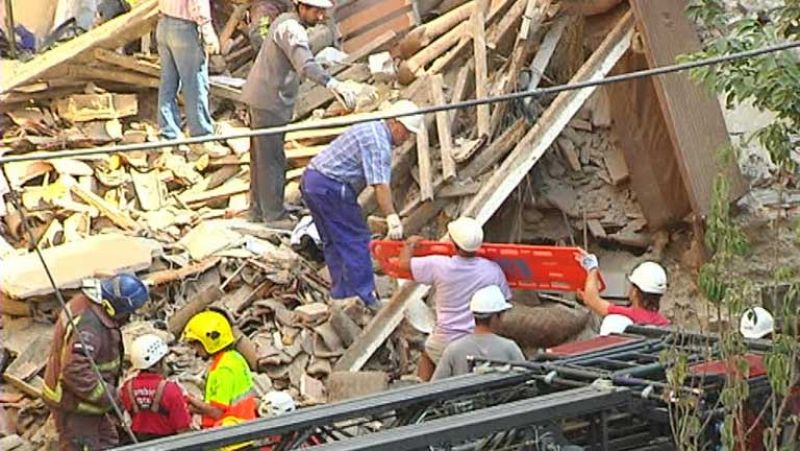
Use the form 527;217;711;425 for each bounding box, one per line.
431;333;525;380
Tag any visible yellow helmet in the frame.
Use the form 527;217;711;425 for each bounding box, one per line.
183;311;235;354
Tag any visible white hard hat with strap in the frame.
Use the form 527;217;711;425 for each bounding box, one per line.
296;0;334;8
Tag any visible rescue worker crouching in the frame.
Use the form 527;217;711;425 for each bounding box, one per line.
43;273;149;451
182;310;257;428
119;334;192;441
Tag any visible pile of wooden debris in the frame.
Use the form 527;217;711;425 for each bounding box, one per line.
0;0;746;448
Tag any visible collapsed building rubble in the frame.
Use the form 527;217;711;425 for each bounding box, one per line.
0;0;753;447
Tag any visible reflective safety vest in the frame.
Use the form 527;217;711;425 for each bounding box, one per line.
43;294;123;415
201;349;257;429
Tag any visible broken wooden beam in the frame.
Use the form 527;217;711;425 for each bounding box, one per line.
472;0;490;138
427;0;514;76
396;1;476;58
93;48;160;78
334;11;634;373
416;118;434;201
143;257;221;286
430;74;456;180
66;177;143;232
630;0;746;214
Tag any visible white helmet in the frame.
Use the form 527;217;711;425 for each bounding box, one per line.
600;314;634;336
628;261;667;295
389;100;423;135
740;307;774;339
260;391;296;417
447;217;483;252
470;285;512;316
130;334;169;370
297;0;334;8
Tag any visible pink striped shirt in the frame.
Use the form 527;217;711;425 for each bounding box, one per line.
158;0;211;25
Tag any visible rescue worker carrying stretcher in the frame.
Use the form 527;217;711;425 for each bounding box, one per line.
119;334;192;441
43;273;149;451
182;310;257;429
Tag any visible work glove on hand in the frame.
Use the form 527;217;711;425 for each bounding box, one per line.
387;214;403;240
326;78;359;111
579;253;599;271
200;22;220;55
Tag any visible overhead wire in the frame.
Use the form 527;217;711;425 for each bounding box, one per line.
0;36;797;450
0;40;798;165
6;192;139;444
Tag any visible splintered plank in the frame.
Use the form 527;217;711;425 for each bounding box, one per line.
472;0;490;137
430;74;456;180
630;0;746;214
67;178;142;232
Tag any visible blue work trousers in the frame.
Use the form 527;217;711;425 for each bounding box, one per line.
156;16;214;139
301;169;376;305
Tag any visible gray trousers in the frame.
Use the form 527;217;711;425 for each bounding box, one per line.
249;107;288;221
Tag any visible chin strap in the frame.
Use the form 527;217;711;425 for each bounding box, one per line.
101;299;117;318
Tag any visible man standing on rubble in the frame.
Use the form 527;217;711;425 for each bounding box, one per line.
398;217;511;381
182;310;257;429
578;254;670;327
156;0;228;157
119;334;192;441
43;273;149;451
301;101;423;308
242;0;360;227
432;285;524;380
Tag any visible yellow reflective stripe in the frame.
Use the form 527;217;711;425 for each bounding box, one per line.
42;382;62;402
76;401;107;415
96;359;120;372
62;308;80;340
85;382;106;402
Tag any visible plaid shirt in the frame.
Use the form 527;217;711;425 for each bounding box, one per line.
309;121;393;193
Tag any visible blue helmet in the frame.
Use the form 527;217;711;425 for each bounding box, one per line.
101;273;149;316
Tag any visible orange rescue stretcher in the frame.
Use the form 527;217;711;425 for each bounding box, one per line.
370;240;604;292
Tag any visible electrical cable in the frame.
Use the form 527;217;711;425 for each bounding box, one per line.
7;192;139;444
1;40;798;165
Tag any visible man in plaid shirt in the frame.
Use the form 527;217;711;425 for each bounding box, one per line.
301;101;422;307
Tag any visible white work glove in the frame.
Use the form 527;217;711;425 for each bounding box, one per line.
200;22;220;55
326;78;358;111
386;214;403;240
579;253;599;271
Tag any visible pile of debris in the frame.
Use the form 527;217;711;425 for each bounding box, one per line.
0;0;747;447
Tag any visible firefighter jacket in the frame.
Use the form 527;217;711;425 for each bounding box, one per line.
43;294;123;415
